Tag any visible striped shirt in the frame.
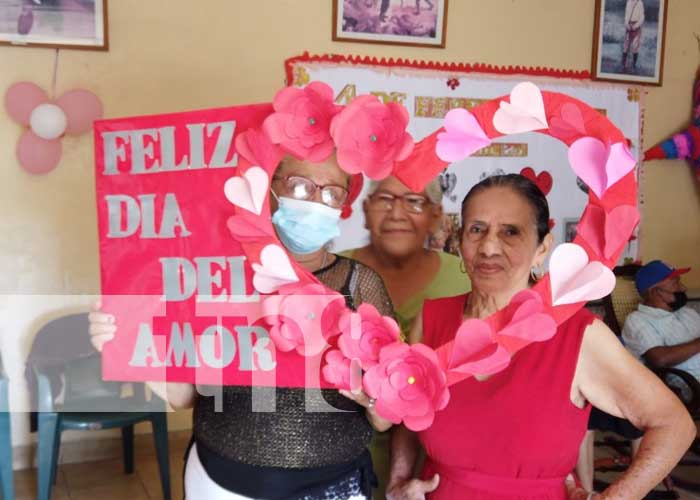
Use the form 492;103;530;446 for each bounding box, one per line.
621;304;700;380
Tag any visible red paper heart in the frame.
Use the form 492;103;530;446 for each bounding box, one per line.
576;204;640;260
549;102;587;141
520;167;553;195
448;319;510;375
227;214;273;241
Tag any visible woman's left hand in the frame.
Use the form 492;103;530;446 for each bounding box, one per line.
340;388;393;432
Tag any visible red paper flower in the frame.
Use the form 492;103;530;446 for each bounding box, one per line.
363;342;450;431
262;81;342;162
261;283;346;356
337;303;400;369
330;95;414;179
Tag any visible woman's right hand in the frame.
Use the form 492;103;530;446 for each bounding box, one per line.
88;300;116;353
386;474;440;500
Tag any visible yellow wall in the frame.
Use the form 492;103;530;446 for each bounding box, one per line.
1;0;699;449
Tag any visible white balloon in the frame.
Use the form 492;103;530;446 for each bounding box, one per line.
29;103;67;140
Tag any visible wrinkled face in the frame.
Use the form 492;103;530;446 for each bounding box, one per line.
363;176;441;258
460;186;549;295
270;153;349;213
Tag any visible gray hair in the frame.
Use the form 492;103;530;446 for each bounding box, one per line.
366;176;443;204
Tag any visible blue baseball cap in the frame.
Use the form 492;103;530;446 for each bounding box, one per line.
635;260;691;295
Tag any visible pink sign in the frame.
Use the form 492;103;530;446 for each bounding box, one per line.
94;104;337;388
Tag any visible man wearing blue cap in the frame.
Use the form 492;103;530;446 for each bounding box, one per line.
622;260;699;381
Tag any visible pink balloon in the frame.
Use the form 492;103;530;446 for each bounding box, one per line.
56;89;103;135
17;130;62;174
5;82;48;125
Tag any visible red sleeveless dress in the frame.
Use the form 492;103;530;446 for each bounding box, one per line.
418;294;594;499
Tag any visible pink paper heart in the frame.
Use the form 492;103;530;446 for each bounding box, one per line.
448;319;511;376
549;243;616;306
252;244;299;293
499;313;557;342
226;214;272;242
436;108;491;162
576;205;640;260
493;82;549;135
224;166;268;215
549;103;586;140
568;139;636;199
495;290;557;342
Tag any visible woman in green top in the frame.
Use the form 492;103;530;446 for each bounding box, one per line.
343;175;470;338
342;174;470;499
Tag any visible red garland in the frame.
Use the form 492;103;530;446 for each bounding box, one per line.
284;52;591;87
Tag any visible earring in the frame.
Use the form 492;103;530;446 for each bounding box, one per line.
457;250;467;274
530;265;544;282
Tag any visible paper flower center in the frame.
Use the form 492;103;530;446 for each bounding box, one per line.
407;376;416;385
370;134;378;142
308;117;316;125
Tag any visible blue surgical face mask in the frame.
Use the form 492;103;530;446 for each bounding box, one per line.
271;196;341;255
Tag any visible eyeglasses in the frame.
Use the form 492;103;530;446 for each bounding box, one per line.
367;192;430;214
272;175;348;209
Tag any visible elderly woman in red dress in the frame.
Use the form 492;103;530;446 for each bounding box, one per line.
387;174;695;500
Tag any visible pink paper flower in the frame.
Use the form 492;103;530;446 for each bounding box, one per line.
322;349;352;390
261;283;347;356
330;95;414;179
262;81;342;162
337;303;400;369
364;343;450;431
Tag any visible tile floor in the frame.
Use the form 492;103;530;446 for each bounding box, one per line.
3;431;699;499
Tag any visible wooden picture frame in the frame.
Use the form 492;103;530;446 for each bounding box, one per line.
0;0;108;51
591;0;667;86
332;0;447;48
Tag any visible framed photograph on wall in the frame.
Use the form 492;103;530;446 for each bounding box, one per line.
0;0;108;50
563;218;580;244
591;0;667;86
332;0;448;48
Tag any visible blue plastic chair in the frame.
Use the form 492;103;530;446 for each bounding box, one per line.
30;313;171;500
0;358;14;500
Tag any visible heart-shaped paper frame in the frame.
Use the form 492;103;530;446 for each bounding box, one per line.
225;81;639;429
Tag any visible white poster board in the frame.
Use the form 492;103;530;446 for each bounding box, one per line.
289;59;642;262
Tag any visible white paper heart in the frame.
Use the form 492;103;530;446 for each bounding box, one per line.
549;243;616;306
493;82;549;135
224;166;268;215
252;244;299;293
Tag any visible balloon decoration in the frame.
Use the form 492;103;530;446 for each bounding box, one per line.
4;82;103;174
644;66;700;180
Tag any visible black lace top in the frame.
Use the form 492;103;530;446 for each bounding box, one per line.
193;255;394;468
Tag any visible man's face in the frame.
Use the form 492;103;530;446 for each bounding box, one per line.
651;275;687;304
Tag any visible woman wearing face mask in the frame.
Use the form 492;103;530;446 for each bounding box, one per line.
91;152;393;500
387;174;695;500
342;175;470;499
89;82;403;499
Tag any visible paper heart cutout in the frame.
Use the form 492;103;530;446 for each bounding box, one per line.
519;167;553;195
448;319;511;376
436;108;491;162
226;214;273;242
498;290;557;342
568;138;636;199
252;244;299;293
224;166;268;215
549;103;586;140
549;243;616;306
575;205;640;260
235;128;284;170
493;82;549;135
